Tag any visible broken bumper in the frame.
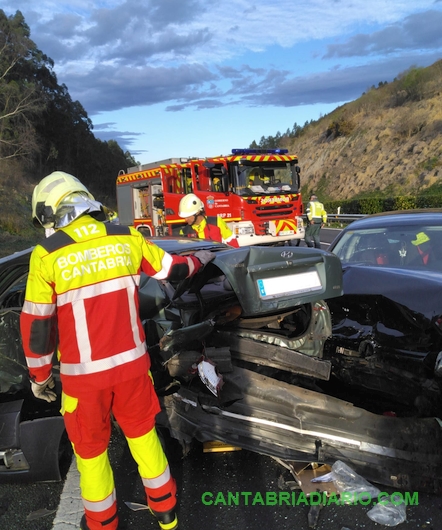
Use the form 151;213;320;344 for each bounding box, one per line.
159;366;442;494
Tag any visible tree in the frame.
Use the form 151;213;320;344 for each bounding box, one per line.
0;9;138;202
0;10;45;161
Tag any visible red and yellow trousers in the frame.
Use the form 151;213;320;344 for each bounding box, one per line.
61;372;176;530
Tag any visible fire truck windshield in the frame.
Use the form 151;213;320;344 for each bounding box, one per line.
234;162;298;196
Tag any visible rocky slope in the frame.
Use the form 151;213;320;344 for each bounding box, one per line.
281;60;442;201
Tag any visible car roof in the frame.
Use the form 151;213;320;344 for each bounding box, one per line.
346;209;442;230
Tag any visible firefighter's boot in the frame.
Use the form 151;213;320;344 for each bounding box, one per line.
150;507;179;530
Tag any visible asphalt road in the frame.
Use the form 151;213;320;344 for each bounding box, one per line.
312;227;340;248
2;425;438;530
111;429;442;530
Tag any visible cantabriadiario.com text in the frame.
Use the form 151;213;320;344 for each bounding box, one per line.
201;491;418;507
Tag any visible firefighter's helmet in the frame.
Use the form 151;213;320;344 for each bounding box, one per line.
178;193;204;218
32;171;97;229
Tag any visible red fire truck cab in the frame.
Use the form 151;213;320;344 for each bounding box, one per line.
116;148;304;246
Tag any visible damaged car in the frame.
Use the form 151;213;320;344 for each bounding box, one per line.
325;209;442;418
0;237;441;495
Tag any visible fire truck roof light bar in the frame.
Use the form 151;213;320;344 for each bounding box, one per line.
231;148;289;155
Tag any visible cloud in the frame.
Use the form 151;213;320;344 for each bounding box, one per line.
251;53;442;107
14;1;438;69
324;10;442;58
104;29;213;66
166;99;226;111
69;49;441;117
66;63;218;113
93;122;146;155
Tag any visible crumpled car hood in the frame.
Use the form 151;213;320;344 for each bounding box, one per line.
325;264;442;415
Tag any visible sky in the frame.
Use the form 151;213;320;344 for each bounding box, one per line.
3;0;442;166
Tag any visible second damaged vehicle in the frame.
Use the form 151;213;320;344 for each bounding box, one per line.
325;210;442;418
140;237;442;495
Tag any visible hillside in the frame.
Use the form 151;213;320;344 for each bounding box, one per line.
278;60;442;202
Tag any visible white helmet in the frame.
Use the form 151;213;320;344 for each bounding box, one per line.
32;171;98;229
178;193;204;218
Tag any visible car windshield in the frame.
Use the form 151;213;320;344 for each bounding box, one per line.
332;225;442;271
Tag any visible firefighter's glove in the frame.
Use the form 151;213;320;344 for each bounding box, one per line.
193;250;216;266
31;375;57;402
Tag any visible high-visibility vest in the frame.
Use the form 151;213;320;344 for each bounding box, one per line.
21;215;202;394
179;215;239;247
306;200;327;223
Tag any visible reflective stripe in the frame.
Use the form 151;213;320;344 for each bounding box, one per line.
186;256;196;275
82;489;117;512
73;300;92;363
60;341;146;376
152;253;173;280
26;352;54;368
127;278;140;340
22;301;56;316
142;464;171;489
57;276;138;306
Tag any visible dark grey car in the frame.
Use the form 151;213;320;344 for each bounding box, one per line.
326;209;442;417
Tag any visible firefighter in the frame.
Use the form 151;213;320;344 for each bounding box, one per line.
20;171;215;530
102;205;118;223
177;193;239;247
212;177;221;192
305;194;327;248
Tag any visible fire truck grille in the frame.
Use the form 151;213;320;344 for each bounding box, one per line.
254;205;296;218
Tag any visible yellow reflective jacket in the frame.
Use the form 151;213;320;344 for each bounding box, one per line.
20;215;202;393
306;200;327;223
179;215;239;247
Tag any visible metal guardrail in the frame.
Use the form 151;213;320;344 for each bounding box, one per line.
301;213;365;226
326;214;366;224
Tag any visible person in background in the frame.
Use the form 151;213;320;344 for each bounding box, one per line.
409;231;433;266
177;193;239;248
102;205;119;223
305;194;327;248
212;176;221;192
20;171;215;530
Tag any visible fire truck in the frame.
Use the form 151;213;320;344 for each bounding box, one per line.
116;148;304;246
